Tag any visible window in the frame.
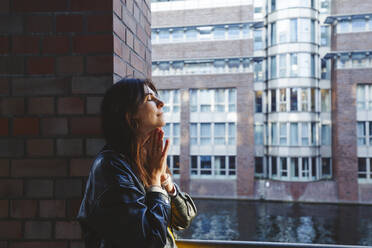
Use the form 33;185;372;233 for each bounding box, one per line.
255;157;264;178
172;28;184;41
357;122;366;145
200;156;212;175
198;26;213;40
290;88;298;111
311;88;316;112
301;123;309;145
190;89;197;112
311;54;315;77
255;91;263;112
271;156;277;176
200;123;211;145
279;88;287;111
320;0;330;13
254;30;263;50
254;61;264;82
352;53;367;68
290;123;299;146
158;89;180;112
358;158;367;179
370;122;372;145
159;29;170;42
271;0;276;12
271;89;276;112
338;20;349;33
271;122;278;145
151;30;158;43
352;18;366;32
357;85;366;110
321;158;332;177
321;89;331;112
167;155;180;175
302;158;310;178
312;157;317;178
280;157;288;177
214;123;225;145
291;158;299;178
228;25;240;39
271;22;276;45
301;88;308;111
337;54;349;69
215;89;226;112
311;122;317;145
320;26;329;46
228;88;237;112
290;53;298;76
214;26;225;40
321;59;330;79
173;123;180;145
311;20;315;43
290;19;297;42
228;123;236;145
185;28;198;41
190;123;197;145
279;54;286;77
280;123;287;145
191;156;236;176
254;124;264;145
277;19;288;43
200;89;212;112
321;124;331;145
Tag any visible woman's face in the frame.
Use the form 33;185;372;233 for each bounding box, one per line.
133;85;165;135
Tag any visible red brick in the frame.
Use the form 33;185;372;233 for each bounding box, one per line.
25;180;53;198
87;14;112;33
0;0;9;13
126;30;134;49
0;221;22;239
136;24;148;46
11;159;68;177
113;15;126;41
87;55;113;74
58;97;84;115
56;56;84;75
130;51;144;73
70;158;92;176
12;77;70;96
0;78;9;95
0;200;8;218
126;0;134;14
67;199;81;218
40;200;65;218
70;117;101;135
13;117;39;136
55;221;81;239
114;55;127;77
113;0;122;18
55;179;82;198
56;139;83;156
13;0;68;12
28;97;54;115
25;16;53;33
70;242;84;248
25;221;52;239
0;98;24;115
27;139;54;157
73;34;113;54
0;180;22;198
27;57;55;75
0;56;25;74
56;15;83;33
122;43;131;62
114;35;123;58
11;200;37;218
43;36;70;54
71;0;112;11
87;97;102;114
0;36;9;54
134;38;146;59
0;118;8;136
122;5;136;33
9;242;68;248
41;118;68;136
12;35;40;54
0;160;9;176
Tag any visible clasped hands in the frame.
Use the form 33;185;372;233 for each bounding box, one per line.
144;128;175;194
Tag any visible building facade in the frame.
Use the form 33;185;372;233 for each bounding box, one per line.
151;0;372;204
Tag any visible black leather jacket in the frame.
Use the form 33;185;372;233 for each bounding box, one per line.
77;145;197;248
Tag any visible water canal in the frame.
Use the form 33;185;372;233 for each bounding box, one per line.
175;199;372;246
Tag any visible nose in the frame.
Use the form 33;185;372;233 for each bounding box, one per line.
156;98;164;108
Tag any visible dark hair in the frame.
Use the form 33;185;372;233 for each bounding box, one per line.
101;78;157;186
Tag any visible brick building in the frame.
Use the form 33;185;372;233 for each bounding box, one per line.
151;0;372;204
0;0;151;246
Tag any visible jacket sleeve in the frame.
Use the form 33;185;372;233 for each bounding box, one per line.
170;183;197;230
86;178;171;248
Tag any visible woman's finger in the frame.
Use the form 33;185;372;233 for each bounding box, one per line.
162;139;170;157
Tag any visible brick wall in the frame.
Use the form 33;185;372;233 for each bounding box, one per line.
0;0;151;247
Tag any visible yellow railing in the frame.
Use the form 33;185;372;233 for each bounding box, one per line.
176;239;369;248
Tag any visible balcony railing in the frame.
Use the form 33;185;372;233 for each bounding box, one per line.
176;239;368;248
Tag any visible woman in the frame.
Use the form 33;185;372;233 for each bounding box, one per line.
77;78;197;248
